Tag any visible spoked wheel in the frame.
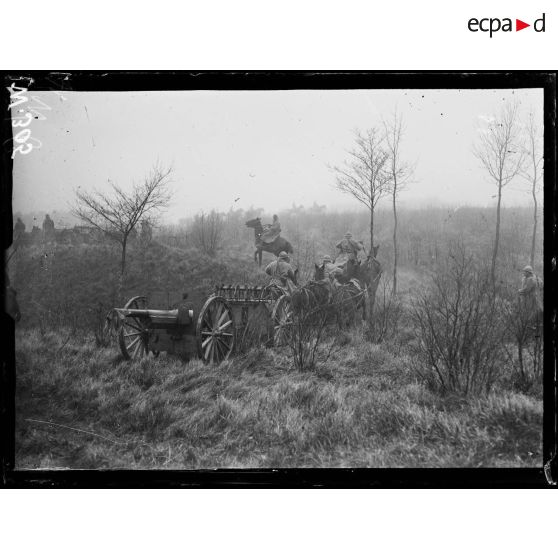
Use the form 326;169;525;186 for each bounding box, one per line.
118;296;150;360
271;294;293;346
196;296;235;364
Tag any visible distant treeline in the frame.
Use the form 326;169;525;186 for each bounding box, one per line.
7;204;542;333
13;203;542;274
158;204;542;276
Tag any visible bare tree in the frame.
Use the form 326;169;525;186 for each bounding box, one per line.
333;128;391;251
191;210;224;256
473;102;525;285
520;112;543;268
73;164;172;289
383;110;413;295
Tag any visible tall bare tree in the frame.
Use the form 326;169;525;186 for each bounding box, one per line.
383;110;413;295
520;112;543;268
73;164;172;290
473;102;525;285
333;128;391;251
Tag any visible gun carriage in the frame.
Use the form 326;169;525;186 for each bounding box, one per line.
114;284;293;365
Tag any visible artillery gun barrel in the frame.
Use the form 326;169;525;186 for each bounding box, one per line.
115;307;193;326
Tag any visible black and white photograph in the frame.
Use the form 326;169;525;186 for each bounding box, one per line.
2;73;551;477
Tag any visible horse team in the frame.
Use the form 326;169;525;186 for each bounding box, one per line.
246;216;382;328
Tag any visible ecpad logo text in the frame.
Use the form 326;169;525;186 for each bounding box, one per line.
468;13;545;37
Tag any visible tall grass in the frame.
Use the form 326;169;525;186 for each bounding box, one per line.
15;327;542;469
10;204;544;468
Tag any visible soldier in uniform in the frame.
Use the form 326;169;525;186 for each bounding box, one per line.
335;232;364;268
518;265;543;324
14;217;25;245
265;251;296;292
42;214;55;242
261;214;281;244
14;217;26;236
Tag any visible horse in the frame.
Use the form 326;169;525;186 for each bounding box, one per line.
291;274;367;329
245;217;294;266
314;247;383;321
313;266;366;324
290;278;338;328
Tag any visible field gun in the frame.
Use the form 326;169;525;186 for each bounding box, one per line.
114;296;197;360
113;285;293;365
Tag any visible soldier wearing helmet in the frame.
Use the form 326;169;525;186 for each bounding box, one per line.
518;265;543;322
261;214;282;244
335;231;364;268
42;213;55;242
14;217;26;246
265;250;296;292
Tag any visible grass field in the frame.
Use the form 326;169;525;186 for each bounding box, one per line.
10;205;544;469
15;327;542;469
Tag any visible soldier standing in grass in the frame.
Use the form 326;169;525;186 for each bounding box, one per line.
42;214;55;242
265;251;297;292
14;217;25;236
14;217;25;246
518;265;543;326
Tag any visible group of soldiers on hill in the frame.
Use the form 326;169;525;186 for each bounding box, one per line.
262;214;542;325
263;213;365;292
13;216;153;246
11;210;543;326
14;214;54;245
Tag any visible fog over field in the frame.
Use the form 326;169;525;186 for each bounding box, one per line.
12;88;543;222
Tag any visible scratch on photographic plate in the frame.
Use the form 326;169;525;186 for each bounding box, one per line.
84;105;95;147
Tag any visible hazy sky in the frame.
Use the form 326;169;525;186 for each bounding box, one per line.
12;88;543;224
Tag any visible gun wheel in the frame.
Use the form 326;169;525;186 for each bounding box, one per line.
118;296;150;360
197;296;235;364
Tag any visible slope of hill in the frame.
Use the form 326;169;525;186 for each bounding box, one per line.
10;205;544;470
15;328;542;469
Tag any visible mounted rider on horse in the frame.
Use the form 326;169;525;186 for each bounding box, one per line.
246;214;294;266
333;232;365;278
260;215;281;245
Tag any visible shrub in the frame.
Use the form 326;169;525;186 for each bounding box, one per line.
410;244;505;395
365;276;404;344
288;302;335;372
